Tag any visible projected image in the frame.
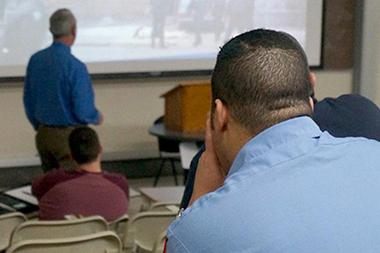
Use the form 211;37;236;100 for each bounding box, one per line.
0;0;322;76
0;0;47;65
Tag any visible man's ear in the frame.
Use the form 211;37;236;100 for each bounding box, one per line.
309;72;316;94
309;97;314;111
214;99;229;131
71;25;77;38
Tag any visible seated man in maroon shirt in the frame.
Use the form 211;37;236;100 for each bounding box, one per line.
32;126;129;222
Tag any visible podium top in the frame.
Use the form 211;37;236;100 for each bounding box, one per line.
160;82;210;98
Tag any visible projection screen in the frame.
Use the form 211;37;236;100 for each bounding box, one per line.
0;0;323;78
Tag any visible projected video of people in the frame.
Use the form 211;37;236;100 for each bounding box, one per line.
0;0;317;74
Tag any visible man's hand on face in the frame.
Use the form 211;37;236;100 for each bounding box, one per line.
189;115;226;205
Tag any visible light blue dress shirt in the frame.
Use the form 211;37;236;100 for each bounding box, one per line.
167;116;380;253
23;42;99;130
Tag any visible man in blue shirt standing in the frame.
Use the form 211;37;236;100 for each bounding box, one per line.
167;29;380;252
24;9;102;172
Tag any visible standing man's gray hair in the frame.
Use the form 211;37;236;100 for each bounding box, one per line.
49;8;76;39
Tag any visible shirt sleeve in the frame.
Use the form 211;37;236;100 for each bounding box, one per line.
105;173;130;201
70;62;100;125
23;59;39;130
32;169;67;200
166;228;190;253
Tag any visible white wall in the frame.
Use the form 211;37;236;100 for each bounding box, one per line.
359;0;380;105
314;70;352;99
0;70;352;167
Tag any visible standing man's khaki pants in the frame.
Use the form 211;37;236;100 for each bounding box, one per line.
36;125;77;172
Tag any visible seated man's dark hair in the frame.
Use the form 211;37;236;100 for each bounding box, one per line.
212;29;313;133
69;126;101;165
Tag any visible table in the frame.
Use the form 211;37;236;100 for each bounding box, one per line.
1;185;39;218
129;188;140;198
149;121;203;173
149;121;204;142
4;185;38;205
139;186;185;204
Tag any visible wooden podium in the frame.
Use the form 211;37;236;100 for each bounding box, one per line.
161;82;211;134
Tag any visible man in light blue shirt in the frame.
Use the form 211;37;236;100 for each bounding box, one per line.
24;9;102;172
167;29;380;252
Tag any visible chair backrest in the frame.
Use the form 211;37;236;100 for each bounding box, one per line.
108;214;129;247
152;231;168;253
0;212;26;251
10;215;108;245
6;231;121;253
124;191;154;250
131;211;176;252
127;194;146;217
150;202;180;212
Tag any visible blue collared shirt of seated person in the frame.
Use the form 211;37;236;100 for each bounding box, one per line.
167;116;380;253
24;41;100;130
179;94;380;210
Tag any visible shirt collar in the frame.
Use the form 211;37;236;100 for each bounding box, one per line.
52;41;71;53
75;169;103;175
228;116;322;176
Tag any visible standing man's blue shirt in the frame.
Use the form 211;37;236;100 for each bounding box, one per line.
24;41;100;130
167;117;380;253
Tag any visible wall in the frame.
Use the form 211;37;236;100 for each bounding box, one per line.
0;70;352;167
359;0;380;105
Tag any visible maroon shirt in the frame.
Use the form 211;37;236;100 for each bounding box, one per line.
32;169;129;222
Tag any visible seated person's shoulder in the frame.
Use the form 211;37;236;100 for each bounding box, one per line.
167;187;236;252
171;184;232;230
102;171;127;181
101;171;129;195
314;94;380;141
35;169;73;183
32;169;78;200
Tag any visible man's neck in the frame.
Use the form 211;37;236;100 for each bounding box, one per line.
54;36;73;47
77;160;102;173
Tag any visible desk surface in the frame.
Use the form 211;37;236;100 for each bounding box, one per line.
139;186;185;203
130;188;140;198
5;185;38;205
149;122;204;142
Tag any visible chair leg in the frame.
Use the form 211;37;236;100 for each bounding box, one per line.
154;159;166;186
170;158;178;186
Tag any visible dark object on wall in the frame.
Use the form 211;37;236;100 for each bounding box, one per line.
323;0;356;69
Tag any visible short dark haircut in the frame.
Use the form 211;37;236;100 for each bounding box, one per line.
69;127;101;165
211;29;313;133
